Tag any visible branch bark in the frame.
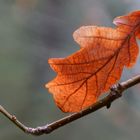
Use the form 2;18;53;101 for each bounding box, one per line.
1;75;140;136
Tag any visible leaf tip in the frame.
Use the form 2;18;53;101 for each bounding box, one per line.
45;83;49;88
113;16;128;26
73;26;86;40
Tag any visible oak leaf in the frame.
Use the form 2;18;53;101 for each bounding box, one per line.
46;11;139;112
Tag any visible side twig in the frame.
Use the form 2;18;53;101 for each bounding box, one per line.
1;75;140;136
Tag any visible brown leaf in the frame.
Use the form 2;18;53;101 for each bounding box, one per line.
46;11;139;112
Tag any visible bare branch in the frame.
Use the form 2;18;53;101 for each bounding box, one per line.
1;75;140;136
0;105;28;133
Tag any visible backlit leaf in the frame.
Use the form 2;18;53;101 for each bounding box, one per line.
46;11;139;112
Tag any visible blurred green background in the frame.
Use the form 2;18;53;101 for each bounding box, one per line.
0;0;140;140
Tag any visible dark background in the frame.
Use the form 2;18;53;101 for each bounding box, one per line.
0;0;140;140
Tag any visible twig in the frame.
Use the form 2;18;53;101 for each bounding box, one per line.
0;105;28;133
1;75;140;136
